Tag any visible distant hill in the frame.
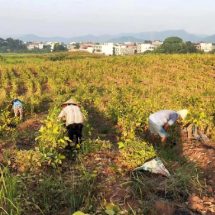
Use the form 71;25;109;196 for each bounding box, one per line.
1;30;212;44
202;35;215;43
7;34;114;44
15;34;72;44
107;36;144;43
115;30;204;43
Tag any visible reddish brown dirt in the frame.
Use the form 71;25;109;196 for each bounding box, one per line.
81;127;215;214
178;130;215;214
188;195;215;214
0;114;45;156
17;118;42;133
180;130;215;194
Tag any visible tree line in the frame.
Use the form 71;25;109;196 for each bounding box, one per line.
155;37;199;54
0;37;68;53
145;37;214;54
0;38;28;53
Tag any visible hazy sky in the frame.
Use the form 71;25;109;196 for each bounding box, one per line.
0;0;215;37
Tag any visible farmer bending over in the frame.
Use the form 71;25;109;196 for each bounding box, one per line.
58;99;84;150
148;109;188;148
10;98;24;120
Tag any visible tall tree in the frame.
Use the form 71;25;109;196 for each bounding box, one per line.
74;43;80;49
155;37;197;54
0;37;28;52
144;40;152;44
53;43;68;52
185;41;197;53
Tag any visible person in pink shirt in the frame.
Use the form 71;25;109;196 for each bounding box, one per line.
58;99;84;150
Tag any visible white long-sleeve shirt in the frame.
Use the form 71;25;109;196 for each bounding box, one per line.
149;110;179;126
58;105;84;126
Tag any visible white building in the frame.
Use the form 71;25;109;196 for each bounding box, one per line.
200;43;213;53
124;42;132;45
27;42;44;50
67;44;76;52
86;47;94;53
114;44;137;56
100;43;114;55
38;43;44;49
94;45;102;54
114;45;126;56
79;45;94;53
44;42;55;52
137;43;156;53
94;43;114;55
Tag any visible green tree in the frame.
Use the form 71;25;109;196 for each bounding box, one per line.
0;37;28;53
185;41;197;53
144;40;152;44
0;55;5;62
155;37;197;54
209;49;215;54
164;37;183;44
144;50;152;54
53;43;68;52
74;43;80;49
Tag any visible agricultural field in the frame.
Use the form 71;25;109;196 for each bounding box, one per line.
0;52;215;215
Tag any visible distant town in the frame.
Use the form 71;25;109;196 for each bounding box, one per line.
25;40;215;55
1;36;215;55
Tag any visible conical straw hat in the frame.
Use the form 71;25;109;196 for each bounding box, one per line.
177;109;188;120
61;99;78;106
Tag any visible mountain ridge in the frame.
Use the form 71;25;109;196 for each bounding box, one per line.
107;36;145;43
1;30;214;44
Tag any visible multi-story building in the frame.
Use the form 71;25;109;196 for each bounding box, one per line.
137;43;156;53
94;44;103;53
67;44;76;52
79;45;94;53
114;44;137;56
27;41;44;50
94;43;114;55
124;42;132;45
200;43;213;53
196;44;201;51
114;45;126;56
44;42;55;51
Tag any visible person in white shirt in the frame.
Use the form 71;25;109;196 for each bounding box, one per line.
148;109;188;148
58;99;84;150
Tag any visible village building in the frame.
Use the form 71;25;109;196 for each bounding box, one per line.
136;43;156;53
199;43;213;53
114;44;137;56
27;41;44;50
79;45;94;53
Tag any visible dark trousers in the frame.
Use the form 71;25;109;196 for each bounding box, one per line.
66;123;83;145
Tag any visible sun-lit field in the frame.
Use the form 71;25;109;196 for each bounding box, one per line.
0;52;215;215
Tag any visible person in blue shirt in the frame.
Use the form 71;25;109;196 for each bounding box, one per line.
11;98;23;120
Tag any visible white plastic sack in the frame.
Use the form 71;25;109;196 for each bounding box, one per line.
134;157;171;177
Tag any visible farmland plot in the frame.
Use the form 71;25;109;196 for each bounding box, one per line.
0;53;215;215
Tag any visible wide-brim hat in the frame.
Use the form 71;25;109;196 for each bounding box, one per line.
177;109;188;120
61;99;78;106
